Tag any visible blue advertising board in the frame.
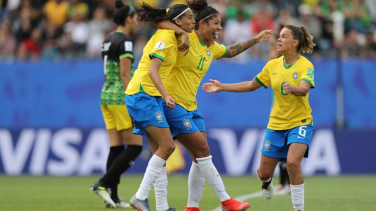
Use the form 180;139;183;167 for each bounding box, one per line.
1;128;375;175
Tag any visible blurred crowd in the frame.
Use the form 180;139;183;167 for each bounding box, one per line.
0;0;375;61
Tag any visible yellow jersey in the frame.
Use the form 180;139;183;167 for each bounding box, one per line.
126;29;177;96
255;56;315;130
164;31;227;111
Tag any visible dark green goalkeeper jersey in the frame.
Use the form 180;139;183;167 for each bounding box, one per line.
101;30;134;105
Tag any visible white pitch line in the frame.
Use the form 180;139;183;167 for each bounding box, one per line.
210;191;263;211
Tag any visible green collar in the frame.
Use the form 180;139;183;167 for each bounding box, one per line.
115;30;123;33
283;56;300;69
198;37;206;47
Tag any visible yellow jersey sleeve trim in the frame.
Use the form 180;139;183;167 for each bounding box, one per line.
120;53;133;59
149;52;164;61
255;76;267;89
218;47;228;60
301;78;315;88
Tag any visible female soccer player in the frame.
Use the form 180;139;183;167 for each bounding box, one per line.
154;0;272;210
203;24;316;211
90;1;142;208
125;3;194;211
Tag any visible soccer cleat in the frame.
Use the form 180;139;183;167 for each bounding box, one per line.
91;182;116;208
129;195;151;211
185;207;201;211
221;198;251;211
107;198;131;208
261;177;274;199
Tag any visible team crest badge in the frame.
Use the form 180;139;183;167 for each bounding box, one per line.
207;50;211;56
264;140;271;151
155;111;163;123
308;68;314;79
293;72;298;80
183;119;192;129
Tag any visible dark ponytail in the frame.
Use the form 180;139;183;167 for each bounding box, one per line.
113;0;136;26
284;25;316;53
186;0;219;30
299;25;315;54
139;2;189;24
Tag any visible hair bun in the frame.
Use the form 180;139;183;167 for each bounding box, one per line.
114;0;124;9
186;0;208;13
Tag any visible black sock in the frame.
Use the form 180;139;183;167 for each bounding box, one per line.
110;185;119;201
279;160;288;186
104;145;124;199
107;145;125;171
100;145;143;197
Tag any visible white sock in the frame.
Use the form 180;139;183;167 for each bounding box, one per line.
291;183;304;210
155;167;169;211
196;156;230;202
187;162;205;207
136;155;166;200
257;173;272;183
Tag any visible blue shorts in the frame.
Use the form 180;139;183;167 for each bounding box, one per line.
261;125;313;158
125;93;169;136
163;102;206;138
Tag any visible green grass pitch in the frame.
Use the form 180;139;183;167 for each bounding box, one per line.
0;175;375;211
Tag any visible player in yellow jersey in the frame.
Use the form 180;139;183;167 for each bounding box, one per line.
203;24;316;211
90;1;141;208
152;0;272;210
125;3;194;211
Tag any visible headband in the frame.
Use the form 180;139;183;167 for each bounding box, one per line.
199;13;219;22
172;8;190;20
128;6;135;16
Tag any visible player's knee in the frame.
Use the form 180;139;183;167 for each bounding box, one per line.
163;141;176;155
257;169;272;181
286;160;301;174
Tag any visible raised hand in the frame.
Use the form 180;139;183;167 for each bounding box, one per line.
256;30;273;43
202;79;223;93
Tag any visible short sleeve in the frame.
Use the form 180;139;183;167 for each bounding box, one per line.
301;64;315;88
210;42;227;59
255;62;271;89
119;38;134;60
149;30;176;61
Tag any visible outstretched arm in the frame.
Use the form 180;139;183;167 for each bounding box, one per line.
202;78;262;93
221;30;273;58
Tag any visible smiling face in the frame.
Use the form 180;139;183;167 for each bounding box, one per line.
202;14;222;42
277;27;298;54
175;9;195;33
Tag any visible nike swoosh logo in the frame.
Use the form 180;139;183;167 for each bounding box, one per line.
273;73;278;75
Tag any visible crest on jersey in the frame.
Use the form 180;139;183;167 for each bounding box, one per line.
155;111;163;123
293;72;298;80
307;68;314;79
264;140;271;151
155;41;166;50
207;50;211;56
183;119;192;129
